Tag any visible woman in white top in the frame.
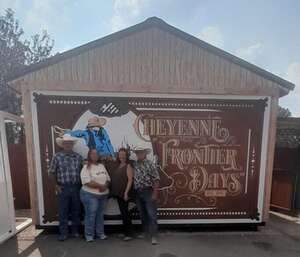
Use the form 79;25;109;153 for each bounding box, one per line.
80;149;111;242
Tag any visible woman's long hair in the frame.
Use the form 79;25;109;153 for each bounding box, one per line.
86;149;100;169
116;148;132;166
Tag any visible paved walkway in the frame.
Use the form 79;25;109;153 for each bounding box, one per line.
1;214;300;257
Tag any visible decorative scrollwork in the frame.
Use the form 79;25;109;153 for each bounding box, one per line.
174;194;217;207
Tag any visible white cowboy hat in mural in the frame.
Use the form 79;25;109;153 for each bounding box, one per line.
132;142;152;154
56;134;78;147
86;116;107;128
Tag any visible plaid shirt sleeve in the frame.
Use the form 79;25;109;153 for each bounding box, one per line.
78;154;84;169
48;154;58;175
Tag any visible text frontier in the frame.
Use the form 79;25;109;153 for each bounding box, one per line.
161;139;241;171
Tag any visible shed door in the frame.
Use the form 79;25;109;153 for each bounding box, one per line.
0;116;15;243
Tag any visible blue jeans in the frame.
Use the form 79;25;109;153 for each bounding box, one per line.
57;184;81;236
135;188;158;236
80;189;107;239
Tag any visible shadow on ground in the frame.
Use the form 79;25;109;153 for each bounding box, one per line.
0;214;300;257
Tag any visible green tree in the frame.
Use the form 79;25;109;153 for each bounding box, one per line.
0;8;54;115
277;106;292;118
0;8;54;143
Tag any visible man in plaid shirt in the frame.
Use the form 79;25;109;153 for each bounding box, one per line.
49;134;83;241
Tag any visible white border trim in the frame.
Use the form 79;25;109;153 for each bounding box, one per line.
31;90;269;99
36;217;261;226
257;97;271;220
0;114;19;243
16;218;32;232
31;94;46;226
245;129;252;194
31;90;270;225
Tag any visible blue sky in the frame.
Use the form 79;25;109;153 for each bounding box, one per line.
1;0;300;116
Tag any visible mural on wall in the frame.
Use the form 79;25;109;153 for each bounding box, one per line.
33;93;267;223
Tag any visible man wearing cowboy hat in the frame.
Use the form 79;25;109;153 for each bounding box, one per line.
65;116;115;159
132;143;160;245
49;134;83;241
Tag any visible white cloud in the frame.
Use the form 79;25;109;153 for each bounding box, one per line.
24;0;71;34
279;62;300;117
198;26;224;48
286;62;300;86
235;42;264;62
108;0;206;34
110;0;149;32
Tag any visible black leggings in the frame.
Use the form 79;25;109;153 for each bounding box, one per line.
116;197;133;237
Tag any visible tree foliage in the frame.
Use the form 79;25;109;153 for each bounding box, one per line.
0;8;54;115
0;8;54;143
277;105;292;118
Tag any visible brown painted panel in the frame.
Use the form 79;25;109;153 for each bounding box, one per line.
270;148;300;214
271;171;294;211
8;144;30;210
34;93;267;223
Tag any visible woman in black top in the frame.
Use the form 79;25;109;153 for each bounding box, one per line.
109;148;134;240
